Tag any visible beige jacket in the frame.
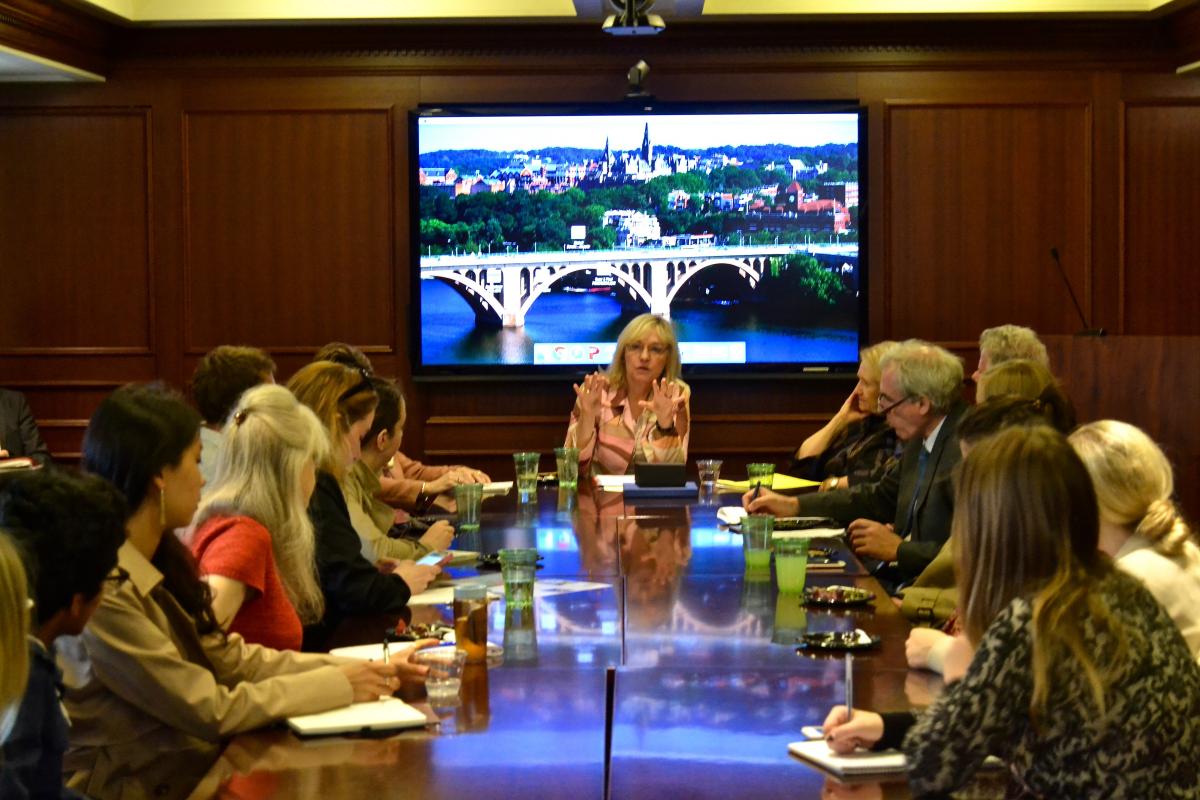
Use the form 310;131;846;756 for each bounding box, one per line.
61;541;354;800
343;460;429;562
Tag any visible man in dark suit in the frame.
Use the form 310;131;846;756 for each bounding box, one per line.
0;388;50;465
746;340;964;585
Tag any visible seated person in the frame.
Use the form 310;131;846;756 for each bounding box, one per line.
0;388;50;466
190;345;276;487
344;376;454;563
565;313;691;476
746;340;964;584
288;362;439;651
970;323;1049;384
787;340;900;491
898;385;1076;628
0;532;31;798
822;426;1200;797
64;384;431;799
976;357;1056;401
190;385;331;651
312;342;488;512
1070;420;1200;661
0;470;126;800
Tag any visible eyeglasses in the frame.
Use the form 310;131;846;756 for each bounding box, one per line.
877;394;914;415
338;367;374;404
104;566;130;589
628;342;669;358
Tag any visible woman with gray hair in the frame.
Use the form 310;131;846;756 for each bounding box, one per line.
190;384;330;651
1069;420;1200;660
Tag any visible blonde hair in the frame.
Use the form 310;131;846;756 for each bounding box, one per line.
955;426;1127;726
287;361;378;481
0;532;29;713
979;324;1049;368
879;339;963;413
858;340;898;383
192;385;328;623
977;358;1056;403
606;314;683;394
1069;420;1195;558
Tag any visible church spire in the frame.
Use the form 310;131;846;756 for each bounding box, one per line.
641;123;652;163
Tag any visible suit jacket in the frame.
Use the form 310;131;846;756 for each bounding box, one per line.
0;389;50;465
799;401;965;581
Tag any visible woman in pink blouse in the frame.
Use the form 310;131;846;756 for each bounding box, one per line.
565;314;691;476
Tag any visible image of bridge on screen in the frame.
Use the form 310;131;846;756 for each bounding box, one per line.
412;106;865;371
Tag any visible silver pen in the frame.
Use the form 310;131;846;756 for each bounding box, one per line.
845;653;854;721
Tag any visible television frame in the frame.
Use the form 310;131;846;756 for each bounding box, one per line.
408;99;868;379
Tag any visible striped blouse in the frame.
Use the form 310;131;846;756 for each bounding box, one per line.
564;381;691;476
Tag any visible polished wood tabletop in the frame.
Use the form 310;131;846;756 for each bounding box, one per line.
190;484;930;799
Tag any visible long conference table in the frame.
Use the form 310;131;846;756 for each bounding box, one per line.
189;484;940;800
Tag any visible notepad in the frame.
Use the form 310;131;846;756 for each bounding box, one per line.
287;697;429;737
718;474;820;492
482;481;512;496
773;528;845;540
789;739;1005;777
0;457;36;472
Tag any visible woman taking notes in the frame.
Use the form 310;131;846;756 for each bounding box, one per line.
565;313;690;476
63;384;429;799
821;426;1199;797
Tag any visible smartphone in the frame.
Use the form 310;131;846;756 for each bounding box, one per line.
800;725;824;740
416;551;447;566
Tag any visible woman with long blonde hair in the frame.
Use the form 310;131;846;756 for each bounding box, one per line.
565;313;691;476
822;426;1200;797
0;532;29;747
1070;420;1200;660
190;384;329;651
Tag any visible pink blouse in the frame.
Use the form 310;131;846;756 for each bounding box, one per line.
564;381;691;476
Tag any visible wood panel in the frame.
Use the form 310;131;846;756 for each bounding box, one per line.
182;109;394;352
0;109;152;353
885;103;1091;341
1122;102;1200;334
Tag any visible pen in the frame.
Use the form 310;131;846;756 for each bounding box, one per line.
751;480;762;504
845;653;854;721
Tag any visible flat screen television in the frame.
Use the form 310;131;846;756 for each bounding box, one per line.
410;101;866;376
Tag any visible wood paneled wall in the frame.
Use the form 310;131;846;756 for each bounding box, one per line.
1;24;1199;514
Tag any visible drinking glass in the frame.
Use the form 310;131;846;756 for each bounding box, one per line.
454;483;483;533
554;446;579;490
499;548;538;609
746;462;775;490
741;514;774;575
774;537;809;594
413;647;467;703
513;452;540;502
695;458;722;497
453;583;489;664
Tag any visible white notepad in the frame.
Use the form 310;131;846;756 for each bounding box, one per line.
788;739;907;776
287;697;429;737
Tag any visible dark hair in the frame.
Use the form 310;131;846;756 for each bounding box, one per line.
363;377;403;443
0;470;126;626
82;384;220;635
191;345;276;426
959;385;1077;446
313;342;374;374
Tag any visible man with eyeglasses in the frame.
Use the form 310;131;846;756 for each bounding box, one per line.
0;469;127;800
745;340;966;587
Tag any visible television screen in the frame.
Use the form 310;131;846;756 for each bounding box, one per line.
410;102;865;375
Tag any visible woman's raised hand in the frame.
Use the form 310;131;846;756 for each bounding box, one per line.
572;372;608;421
640;378;684;428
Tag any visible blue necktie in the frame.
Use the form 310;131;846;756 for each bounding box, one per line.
903;446;930;537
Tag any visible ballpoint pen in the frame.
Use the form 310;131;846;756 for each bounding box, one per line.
846;653;854;721
751;480;762;504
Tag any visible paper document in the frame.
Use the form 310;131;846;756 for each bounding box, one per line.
407;575;613;606
595;474;637;490
482;481;512;495
719;474;820;491
773;529;845;540
789;739;1004;777
716;506;748;525
287;697;429;736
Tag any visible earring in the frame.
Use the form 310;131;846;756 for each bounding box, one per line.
159;491;167;527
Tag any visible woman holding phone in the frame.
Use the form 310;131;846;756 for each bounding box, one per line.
63;384;431;799
821;426;1199;797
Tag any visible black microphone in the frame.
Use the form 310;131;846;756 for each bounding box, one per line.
1050;247;1105;337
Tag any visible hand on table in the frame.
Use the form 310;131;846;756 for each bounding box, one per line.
741;486;800;516
418;520;455;552
394;560;440;594
847;519;901;562
426;467;479;495
339;660;401;702
388;638;440;684
822;706;884;754
943;635;976;684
